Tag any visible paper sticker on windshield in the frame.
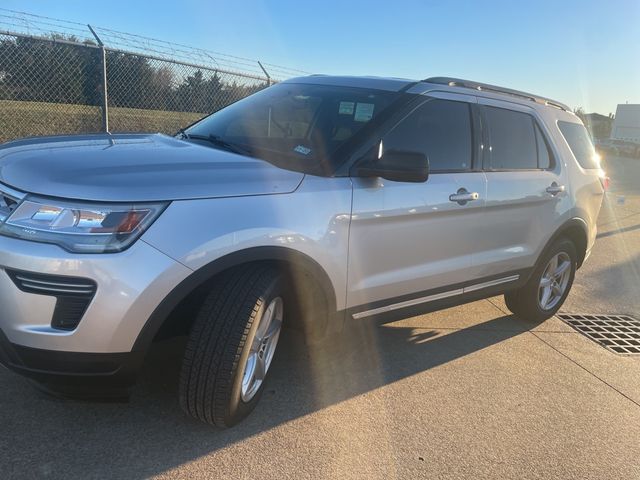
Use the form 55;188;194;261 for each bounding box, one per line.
354;102;375;122
339;101;355;115
294;145;312;155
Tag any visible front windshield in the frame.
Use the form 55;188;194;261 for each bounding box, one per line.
185;82;398;173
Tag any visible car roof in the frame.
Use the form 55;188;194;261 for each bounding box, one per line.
283;75;572;114
282;75;417;92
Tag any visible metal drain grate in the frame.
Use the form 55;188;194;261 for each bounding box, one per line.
557;314;640;355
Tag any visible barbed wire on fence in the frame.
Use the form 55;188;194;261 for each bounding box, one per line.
0;8;308;80
0;8;310;143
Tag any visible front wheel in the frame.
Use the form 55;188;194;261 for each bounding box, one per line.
505;238;577;322
179;265;285;427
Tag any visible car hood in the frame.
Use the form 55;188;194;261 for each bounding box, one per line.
0;133;305;202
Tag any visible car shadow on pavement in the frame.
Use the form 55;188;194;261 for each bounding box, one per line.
1;313;537;479
596;222;640;240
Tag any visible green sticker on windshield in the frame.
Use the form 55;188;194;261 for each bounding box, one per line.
354;102;374;122
339;101;355;115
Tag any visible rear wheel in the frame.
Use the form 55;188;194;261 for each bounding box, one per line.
179;265;285;427
505;238;577;322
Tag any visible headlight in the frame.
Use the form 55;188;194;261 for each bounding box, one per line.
0;197;168;253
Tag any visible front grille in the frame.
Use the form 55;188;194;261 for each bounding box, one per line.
6;269;97;331
558;313;640;355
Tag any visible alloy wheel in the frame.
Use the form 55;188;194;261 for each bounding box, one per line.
240;296;283;402
538;252;572;311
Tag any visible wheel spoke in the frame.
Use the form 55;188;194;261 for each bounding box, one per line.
540;276;553;288
554;260;570;278
540;286;552;309
254;354;266;381
242;354;257;388
256;302;275;340
264;317;282;340
251;334;262;352
241;296;284;403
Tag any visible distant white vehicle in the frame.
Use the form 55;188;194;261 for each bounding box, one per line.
597;138;640;158
612;104;640;144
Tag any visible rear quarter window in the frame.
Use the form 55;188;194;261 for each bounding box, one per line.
557;121;600;169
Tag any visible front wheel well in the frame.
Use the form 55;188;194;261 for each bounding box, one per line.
138;249;337;351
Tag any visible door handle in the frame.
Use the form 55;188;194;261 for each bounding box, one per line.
449;188;479;205
546;183;565;196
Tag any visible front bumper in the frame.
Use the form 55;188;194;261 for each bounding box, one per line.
0;327;143;398
0;235;191;354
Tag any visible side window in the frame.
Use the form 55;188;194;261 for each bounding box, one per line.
485;106;538;170
557;121;600;169
535;124;552;169
382;99;472;171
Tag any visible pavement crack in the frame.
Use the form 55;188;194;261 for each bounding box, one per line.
485;298;640;409
530;330;640;410
486;297;510;315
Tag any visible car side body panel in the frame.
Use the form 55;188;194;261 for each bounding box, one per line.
548;114;605;255
472;97;574;278
142;175;353;312
347;172;487;308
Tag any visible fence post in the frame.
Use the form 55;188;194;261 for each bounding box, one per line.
88;25;109;133
257;61;272;86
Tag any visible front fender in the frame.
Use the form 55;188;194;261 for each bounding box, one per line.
138;175;353;349
132;245;341;352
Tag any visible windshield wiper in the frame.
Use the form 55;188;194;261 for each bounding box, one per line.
178;130;248;155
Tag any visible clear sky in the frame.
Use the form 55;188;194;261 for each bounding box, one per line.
2;0;638;114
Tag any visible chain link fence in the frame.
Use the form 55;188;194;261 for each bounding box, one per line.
0;9;306;143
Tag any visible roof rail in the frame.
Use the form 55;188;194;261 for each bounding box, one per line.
423;77;570;112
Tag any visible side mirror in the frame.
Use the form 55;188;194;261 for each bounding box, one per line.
356;149;429;183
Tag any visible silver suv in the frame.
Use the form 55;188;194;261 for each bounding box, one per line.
0;76;605;427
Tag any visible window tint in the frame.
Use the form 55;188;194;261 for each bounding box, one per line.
382;99;472;171
535;124;552;169
557;121;600;169
485;106;537;169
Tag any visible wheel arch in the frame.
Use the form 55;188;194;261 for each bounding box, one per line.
542;217;589;269
132;246;338;353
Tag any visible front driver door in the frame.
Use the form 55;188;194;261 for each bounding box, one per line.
347;93;487;313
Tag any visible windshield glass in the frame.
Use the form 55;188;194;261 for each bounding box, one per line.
185;82;398;173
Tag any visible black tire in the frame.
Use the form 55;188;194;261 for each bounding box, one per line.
504;238;577;322
179;265;285;427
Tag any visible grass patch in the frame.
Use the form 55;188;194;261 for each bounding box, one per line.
0;100;205;143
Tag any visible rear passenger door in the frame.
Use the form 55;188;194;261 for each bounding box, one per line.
476;98;569;278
